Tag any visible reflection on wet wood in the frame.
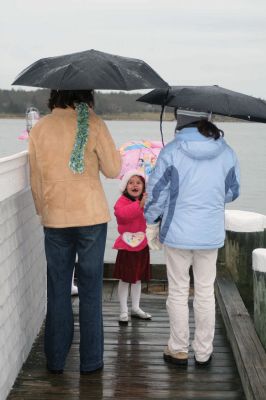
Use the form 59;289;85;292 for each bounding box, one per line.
7;281;245;399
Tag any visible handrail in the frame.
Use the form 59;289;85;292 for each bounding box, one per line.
0;150;29;202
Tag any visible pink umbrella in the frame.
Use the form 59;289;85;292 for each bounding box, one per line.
117;140;163;179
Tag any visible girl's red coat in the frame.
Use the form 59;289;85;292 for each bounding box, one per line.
113;195;147;252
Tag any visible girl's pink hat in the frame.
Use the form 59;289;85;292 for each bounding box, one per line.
120;169;145;193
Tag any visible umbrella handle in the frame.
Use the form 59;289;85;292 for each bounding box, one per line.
159;87;170;147
160;105;165;146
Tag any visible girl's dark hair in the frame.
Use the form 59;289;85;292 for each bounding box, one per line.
48;90;94;111
196;120;224;140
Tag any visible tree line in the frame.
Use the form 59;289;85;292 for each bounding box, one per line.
0;89;162;116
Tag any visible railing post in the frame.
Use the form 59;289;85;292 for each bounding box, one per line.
253;248;266;350
0;151;46;400
224;210;265;309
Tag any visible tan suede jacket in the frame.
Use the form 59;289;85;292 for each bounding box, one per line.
29;107;121;228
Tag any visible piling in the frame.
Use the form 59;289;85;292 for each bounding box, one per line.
253;248;266;350
224;210;265;309
264;216;266;247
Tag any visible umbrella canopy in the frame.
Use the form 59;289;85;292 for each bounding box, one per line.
137;85;266;123
117;140;163;179
12;49;168;91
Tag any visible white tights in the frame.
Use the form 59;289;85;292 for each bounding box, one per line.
118;280;142;314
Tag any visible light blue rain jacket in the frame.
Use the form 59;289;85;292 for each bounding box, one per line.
144;127;240;249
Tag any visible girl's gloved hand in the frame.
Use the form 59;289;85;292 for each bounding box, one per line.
146;222;162;250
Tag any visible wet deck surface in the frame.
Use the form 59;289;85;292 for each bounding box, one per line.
7;282;246;400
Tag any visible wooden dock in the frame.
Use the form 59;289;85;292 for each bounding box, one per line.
7;281;245;400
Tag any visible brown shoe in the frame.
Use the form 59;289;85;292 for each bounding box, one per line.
163;346;188;366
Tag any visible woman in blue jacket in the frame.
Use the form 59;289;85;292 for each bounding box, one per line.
145;109;240;366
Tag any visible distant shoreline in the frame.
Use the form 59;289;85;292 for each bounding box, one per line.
0;112;174;121
101;112;174;121
0;114;25;119
0;112;243;122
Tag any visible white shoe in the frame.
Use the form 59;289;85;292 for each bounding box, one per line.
131;309;152;320
71;284;78;296
119;312;128;325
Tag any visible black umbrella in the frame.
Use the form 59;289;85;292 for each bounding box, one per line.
12;49;168;91
137;85;266;123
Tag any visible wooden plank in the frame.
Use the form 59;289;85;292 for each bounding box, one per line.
7;283;246;400
215;268;266;400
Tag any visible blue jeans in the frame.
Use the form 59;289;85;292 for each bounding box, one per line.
44;223;107;372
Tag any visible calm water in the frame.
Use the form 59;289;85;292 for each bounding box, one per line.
1;119;266;263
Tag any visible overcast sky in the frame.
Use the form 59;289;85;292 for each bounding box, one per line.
1;0;266;98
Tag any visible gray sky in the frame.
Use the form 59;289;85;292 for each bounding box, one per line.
1;0;266;98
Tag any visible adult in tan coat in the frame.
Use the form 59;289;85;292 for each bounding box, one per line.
29;89;121;374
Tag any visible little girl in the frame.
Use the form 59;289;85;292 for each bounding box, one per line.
113;170;152;325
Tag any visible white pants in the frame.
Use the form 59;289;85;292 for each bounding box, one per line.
165;246;218;362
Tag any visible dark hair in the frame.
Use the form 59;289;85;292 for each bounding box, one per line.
196;120;224;140
48;90;94;111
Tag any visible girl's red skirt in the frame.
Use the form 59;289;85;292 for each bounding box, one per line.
113;246;151;283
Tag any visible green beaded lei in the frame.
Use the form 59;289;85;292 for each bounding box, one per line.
69;102;89;174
